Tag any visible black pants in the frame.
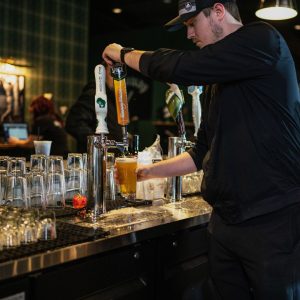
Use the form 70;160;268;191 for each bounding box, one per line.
208;203;300;300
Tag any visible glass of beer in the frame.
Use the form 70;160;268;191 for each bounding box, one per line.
115;156;137;200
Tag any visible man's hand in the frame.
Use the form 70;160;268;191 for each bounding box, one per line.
137;164;154;182
102;43;123;66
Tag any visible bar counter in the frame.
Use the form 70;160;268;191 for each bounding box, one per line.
0;196;212;300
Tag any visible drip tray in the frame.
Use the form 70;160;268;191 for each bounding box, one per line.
0;222;109;263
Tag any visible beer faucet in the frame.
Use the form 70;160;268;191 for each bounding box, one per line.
87;63;129;220
165;84;201;201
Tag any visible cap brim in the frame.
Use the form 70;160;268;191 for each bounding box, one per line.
164;11;199;32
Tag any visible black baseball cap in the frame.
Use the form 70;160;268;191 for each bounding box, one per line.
165;0;235;31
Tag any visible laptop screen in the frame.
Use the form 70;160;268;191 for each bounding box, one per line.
3;123;29;141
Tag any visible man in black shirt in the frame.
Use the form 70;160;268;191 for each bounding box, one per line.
103;0;300;299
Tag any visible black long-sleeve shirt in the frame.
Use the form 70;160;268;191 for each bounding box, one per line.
140;22;300;223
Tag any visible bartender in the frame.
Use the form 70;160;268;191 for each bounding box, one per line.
102;0;300;299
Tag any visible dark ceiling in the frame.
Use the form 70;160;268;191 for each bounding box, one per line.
90;0;300;34
90;0;300;66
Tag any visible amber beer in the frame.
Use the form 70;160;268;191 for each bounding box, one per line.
114;79;129;126
111;63;129;126
115;157;137;199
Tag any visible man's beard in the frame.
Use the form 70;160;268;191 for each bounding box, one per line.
209;19;224;42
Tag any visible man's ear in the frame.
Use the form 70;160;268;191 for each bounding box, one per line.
212;3;226;20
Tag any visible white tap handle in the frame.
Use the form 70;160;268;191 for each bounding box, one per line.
94;64;109;134
188;86;202;137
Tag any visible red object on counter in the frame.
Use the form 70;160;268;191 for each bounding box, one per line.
72;194;87;209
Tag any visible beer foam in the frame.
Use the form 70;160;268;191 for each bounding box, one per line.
116;157;136;163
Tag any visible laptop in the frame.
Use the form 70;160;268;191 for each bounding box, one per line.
3;123;29;142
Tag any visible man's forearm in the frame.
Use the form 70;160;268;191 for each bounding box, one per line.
137;152;197;181
124;50;145;72
102;43;145;72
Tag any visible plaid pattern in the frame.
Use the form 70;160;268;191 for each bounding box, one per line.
0;0;89;119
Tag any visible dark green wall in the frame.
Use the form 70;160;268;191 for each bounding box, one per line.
0;0;89;121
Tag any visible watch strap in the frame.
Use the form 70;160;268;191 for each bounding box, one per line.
120;47;135;64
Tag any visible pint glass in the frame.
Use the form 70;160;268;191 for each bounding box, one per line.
115;157;137;199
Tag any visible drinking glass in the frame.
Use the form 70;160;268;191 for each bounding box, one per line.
115;156;137;200
0;156;10;172
46;173;65;207
47;156;64;174
7;157;26;176
67;153;83;170
28;172;46;209
19;209;39;244
82;153;88;196
65;169;83;206
38;210;57;240
30;154;47;173
4;175;30;208
2;210;21;247
106;153;116;201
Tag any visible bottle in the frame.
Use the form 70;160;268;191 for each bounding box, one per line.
132;134;139;156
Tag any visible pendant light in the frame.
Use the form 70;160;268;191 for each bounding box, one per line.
255;0;298;20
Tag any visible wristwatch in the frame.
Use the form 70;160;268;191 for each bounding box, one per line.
120;47;135;64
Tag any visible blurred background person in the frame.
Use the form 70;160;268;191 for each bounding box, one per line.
8;95;68;156
65;61;123;153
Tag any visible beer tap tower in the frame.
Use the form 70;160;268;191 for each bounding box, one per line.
166;84;202;201
87;63;129;220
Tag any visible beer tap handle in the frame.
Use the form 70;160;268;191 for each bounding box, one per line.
94;64;109;135
111;63;129;127
166;83;186;138
188;86;202;137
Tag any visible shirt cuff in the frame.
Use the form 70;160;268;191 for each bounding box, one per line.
139;51;154;77
187;148;203;171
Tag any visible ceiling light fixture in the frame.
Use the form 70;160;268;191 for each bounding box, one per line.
255;0;298;20
112;7;122;14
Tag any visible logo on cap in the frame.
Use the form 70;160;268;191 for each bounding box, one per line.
179;0;196;16
185;2;193;11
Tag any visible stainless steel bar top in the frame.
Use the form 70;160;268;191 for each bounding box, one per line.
0;196;211;282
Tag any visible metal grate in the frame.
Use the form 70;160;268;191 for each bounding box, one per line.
0;221;109;263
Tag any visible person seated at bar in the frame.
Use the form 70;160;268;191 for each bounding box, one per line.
8;95;68;156
65;60;123;153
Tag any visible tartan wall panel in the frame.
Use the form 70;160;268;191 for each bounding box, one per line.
0;0;89;120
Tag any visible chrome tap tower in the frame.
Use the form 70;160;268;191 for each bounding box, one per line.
87;63;129;219
166;85;201;201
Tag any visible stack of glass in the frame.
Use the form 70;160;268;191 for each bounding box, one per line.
0;153;88;210
0;207;56;250
65;153;84;206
